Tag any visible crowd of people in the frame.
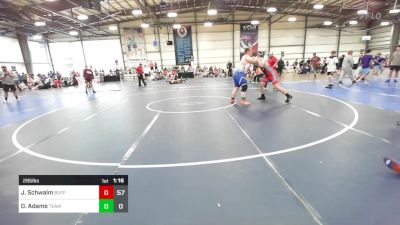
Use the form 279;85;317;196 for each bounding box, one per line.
1;47;399;103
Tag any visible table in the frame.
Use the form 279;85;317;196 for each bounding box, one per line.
104;76;121;82
19;175;128;213
178;72;194;78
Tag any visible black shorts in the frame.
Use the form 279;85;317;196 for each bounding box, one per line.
3;84;16;92
390;65;400;72
327;72;335;75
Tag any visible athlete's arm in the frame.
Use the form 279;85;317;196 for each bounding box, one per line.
243;55;259;64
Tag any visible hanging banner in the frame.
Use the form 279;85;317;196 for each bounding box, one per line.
173;26;193;65
121;28;147;68
240;24;258;58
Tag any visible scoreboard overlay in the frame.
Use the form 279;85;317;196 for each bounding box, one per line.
18;175;128;213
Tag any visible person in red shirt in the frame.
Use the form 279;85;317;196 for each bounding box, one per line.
136;63;146;87
267;53;278;68
310;53;321;78
83;66;96;94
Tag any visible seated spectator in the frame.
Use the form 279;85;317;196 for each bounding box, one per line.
52;78;62;88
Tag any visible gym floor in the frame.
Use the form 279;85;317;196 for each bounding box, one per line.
0;75;399;225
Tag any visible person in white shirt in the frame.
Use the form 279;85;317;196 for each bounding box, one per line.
325;50;339;89
338;50;356;85
143;65;150;77
230;48;259;106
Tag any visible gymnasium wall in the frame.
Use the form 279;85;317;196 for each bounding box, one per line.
0;36;26;73
121;12;369;69
6;11;396;74
369;25;393;55
28;41;52;74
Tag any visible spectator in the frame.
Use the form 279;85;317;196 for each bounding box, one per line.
1;65;19;103
136;63;146;87
226;60;233;77
310;53;321;78
268;53;278;68
277;58;285;75
83;65;96;94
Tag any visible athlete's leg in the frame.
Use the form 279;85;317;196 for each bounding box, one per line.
272;82;292;103
338;70;344;84
239;84;250;106
325;72;334;88
230;87;239;104
257;79;267;100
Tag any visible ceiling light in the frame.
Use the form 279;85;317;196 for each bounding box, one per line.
77;14;88;20
349;20;358;25
381;21;390;26
362;35;371;41
204;22;213;27
32;35;42;40
108;25;118;31
288;17;297;22
313;4;324;10
132;9;142;15
323;21;333;26
357;10;368;15
251;20;259;25
172;24;181;29
141;23;149;28
390;9;400;14
69;30;78;36
207;9;218;15
34;21;46;26
167;12;177;17
267;7;277;13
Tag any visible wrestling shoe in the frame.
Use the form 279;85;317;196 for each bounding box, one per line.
285;94;293;103
385;79;390;83
239;99;250;106
384;157;400;173
229;98;235;104
257;95;266;100
338;81;343;85
394;79;398;83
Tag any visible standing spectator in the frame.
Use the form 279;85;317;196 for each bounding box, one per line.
310;53;321;78
276;58;285;75
136;63;146;87
144;65;150;77
386;45;400;83
83;65;96;94
325;51;339;89
149;61;154;71
1;65;19;103
267;53;278;68
226;60;233;77
338;50;356;85
100;70;105;83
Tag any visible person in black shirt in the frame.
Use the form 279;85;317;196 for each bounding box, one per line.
226;60;233;77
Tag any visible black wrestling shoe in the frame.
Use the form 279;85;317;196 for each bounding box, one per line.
338;81;343;85
285;94;293;103
325;84;332;89
257;95;266;100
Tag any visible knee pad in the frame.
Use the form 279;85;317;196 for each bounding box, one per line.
241;85;248;92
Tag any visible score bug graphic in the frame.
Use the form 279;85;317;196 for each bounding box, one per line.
19;175;128;213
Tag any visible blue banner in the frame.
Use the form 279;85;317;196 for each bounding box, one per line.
173;26;193;65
